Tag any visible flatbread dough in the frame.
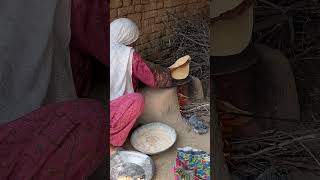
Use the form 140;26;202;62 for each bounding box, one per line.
169;55;191;80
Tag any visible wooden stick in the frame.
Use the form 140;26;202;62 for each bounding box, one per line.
177;33;210;48
285;133;320;168
232;134;318;160
219;111;300;122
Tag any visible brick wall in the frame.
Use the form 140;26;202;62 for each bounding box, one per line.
110;0;209;61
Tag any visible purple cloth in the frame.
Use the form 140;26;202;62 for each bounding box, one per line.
0;99;107;180
70;0;108;97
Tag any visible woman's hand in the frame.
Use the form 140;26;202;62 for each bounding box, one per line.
171;76;192;87
143;60;191;88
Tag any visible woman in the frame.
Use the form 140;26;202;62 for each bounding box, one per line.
110;18;189;154
0;0;107;179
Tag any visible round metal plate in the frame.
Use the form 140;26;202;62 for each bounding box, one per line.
130;122;177;155
110;150;155;180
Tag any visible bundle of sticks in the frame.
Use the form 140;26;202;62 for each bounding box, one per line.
228;128;320;179
253;0;320;62
156;13;210;81
180;102;210;120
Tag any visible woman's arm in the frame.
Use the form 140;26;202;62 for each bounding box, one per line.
132;51;172;88
132;51;156;87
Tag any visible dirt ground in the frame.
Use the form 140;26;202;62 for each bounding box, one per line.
124;87;210;180
124;113;210;179
88;63;211;180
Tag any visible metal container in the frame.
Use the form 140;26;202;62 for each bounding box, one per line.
110;150;155;180
130;122;177;155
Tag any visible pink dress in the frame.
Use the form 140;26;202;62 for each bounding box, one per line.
110;51;174;146
110;52;157;146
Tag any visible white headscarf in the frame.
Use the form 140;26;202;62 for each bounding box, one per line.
110;18;140;101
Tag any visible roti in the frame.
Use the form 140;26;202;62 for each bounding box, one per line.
169;55;191;80
170;63;190;80
169;55;191;69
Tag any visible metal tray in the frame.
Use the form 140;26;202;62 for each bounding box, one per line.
110;150;155;180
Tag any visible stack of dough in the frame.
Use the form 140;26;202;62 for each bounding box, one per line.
168;55;191;80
